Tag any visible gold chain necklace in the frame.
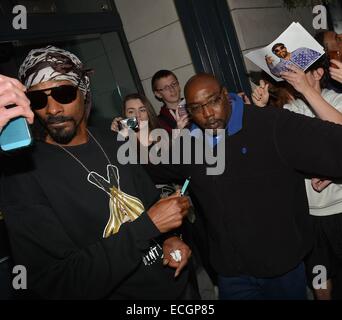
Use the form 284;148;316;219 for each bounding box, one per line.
55;129;146;237
56;129;120;190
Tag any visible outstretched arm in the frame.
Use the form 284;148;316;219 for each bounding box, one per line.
281;65;342;124
274;108;342;178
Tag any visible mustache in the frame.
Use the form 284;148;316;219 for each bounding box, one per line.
46;116;74;125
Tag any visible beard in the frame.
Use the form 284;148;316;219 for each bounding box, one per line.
44;115;78;144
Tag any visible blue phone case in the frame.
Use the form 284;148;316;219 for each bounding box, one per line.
0;117;32;151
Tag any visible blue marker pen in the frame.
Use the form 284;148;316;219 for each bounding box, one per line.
180;177;191;196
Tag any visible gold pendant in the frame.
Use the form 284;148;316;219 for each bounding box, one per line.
103;186;145;238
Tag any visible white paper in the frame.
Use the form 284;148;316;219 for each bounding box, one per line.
245;22;325;82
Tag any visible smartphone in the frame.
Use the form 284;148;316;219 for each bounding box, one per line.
178;99;188;116
0;117;32;151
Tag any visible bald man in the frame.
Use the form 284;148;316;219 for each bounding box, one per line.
146;73;342;300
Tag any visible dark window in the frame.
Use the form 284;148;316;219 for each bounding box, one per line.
0;0;142;127
174;0;251;95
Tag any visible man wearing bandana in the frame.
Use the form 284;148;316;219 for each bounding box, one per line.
0;46;196;299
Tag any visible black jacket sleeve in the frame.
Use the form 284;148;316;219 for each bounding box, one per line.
273;108;342;178
1;171;161;300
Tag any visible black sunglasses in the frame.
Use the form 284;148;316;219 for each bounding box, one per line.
26;84;78;110
274;45;285;53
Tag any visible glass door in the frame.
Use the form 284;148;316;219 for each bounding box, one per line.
0;0;142;128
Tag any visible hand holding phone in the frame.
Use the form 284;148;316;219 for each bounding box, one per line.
177;99;188;117
0;75;34;151
0;74;34;128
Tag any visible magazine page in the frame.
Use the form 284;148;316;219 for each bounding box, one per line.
245;22;325;81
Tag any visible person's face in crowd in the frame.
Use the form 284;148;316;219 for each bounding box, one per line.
185;76;231;134
273;45;289;59
154;75;181;105
28;80;86;145
124;98;149;129
324;31;342;51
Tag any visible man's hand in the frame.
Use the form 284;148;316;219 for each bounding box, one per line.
147;191;190;233
0;75;34;128
329;59;342;83
162;236;191;277
252;80;269;107
265;55;274;65
311;178;332;193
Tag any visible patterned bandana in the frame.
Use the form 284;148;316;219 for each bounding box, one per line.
18;45;92;114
